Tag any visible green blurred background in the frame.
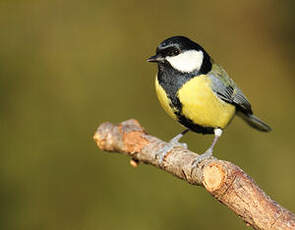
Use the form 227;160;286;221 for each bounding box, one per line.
1;0;295;229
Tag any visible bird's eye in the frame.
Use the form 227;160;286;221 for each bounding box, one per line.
161;48;180;57
171;49;180;56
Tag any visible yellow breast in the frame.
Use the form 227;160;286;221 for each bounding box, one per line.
178;75;235;128
155;77;177;120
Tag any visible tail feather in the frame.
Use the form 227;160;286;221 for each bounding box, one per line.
237;112;272;132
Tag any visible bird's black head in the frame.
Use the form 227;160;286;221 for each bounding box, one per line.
157;36;204;54
147;36;212;74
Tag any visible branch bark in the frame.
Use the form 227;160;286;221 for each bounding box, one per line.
93;119;295;230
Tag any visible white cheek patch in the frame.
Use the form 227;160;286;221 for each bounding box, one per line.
166;50;204;73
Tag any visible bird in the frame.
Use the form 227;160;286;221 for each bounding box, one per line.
147;36;271;166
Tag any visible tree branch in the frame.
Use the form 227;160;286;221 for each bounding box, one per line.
93;119;295;230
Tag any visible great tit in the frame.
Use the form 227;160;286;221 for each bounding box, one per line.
147;36;271;165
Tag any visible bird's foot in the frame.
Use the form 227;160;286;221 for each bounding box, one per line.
191;149;213;168
156;137;187;164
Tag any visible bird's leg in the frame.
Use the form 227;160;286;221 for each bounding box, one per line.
156;129;189;163
169;129;189;148
192;128;223;167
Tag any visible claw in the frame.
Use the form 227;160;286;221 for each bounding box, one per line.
156;129;189;164
191;128;223;167
191;149;213;167
156;140;188;163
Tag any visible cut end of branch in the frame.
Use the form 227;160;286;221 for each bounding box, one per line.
203;162;226;192
93;122;117;151
94;119;150;154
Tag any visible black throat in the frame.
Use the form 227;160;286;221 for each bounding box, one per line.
157;62;196;111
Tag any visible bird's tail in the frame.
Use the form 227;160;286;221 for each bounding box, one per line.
237;112;272;132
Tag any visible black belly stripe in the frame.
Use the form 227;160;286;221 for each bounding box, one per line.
176;112;214;134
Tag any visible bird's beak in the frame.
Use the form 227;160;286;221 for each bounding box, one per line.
147;54;164;63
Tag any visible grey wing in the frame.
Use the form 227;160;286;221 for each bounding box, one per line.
208;73;253;114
